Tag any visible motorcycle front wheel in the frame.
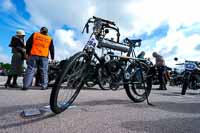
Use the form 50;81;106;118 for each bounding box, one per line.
50;52;88;114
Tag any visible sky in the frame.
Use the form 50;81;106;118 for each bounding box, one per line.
0;0;200;67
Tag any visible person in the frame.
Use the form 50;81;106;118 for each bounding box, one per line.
22;27;54;90
4;30;26;88
152;52;167;90
137;51;145;59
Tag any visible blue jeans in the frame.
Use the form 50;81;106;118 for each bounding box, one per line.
23;56;48;88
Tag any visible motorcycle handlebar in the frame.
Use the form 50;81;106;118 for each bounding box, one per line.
93;16;116;26
124;38;142;47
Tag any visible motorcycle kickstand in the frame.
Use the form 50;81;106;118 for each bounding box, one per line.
144;86;154;106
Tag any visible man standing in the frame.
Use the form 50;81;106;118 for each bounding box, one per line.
152;52;167;90
137;51;145;59
5;30;26;88
22;27;54;90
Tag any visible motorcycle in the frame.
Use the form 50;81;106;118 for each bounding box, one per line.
50;16;152;114
48;59;69;85
143;59;171;87
169;67;184;86
181;60;200;95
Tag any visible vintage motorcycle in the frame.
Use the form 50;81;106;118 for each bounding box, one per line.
50;16;152;114
181;60;200;95
169;67;184;87
48;59;69;84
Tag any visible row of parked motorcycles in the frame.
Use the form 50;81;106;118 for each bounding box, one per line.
46;16;200;114
168;59;200;95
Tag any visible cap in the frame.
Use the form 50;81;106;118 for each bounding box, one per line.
40;27;48;34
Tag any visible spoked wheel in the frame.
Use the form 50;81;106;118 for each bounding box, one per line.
50;52;88;114
125;62;152;103
97;66;110;90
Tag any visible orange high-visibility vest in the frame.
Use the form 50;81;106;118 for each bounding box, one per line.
31;32;52;57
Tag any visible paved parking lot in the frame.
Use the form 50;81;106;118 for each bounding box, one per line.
0;76;200;133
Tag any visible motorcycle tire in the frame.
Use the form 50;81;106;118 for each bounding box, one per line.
125;61;152;103
50;52;88;114
181;74;190;95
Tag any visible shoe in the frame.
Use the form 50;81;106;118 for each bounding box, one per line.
41;87;48;90
21;87;28;90
4;83;10;88
10;84;20;88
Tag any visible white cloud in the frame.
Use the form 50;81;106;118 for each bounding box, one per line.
53;29;84;60
1;0;16;11
0;0;38;34
23;0;200;67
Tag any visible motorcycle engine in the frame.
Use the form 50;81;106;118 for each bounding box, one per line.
106;59;121;74
105;59;123;90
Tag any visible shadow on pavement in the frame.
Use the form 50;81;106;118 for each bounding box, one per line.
0;84;107;91
121;117;200;133
77;99;150;109
153;101;200;114
0;113;56;130
77;99;131;106
0;85;50;90
0;103;48;117
172;91;200;96
0;103;56;129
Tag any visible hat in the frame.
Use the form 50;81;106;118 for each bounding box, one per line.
16;30;25;36
40;27;48;34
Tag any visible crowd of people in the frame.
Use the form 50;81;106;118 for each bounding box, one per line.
4;27;168;91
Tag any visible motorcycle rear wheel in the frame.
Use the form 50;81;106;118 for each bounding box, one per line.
125;62;152;103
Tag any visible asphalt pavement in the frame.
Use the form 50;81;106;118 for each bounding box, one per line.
0;76;200;133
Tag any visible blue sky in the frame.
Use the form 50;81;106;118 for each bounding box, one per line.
1;0;200;67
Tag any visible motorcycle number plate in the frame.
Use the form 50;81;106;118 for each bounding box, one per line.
85;36;97;48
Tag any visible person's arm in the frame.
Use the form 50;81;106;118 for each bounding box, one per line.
26;33;34;56
9;36;16;47
49;39;55;60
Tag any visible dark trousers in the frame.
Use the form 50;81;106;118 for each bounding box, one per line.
158;66;166;89
150;66;167;89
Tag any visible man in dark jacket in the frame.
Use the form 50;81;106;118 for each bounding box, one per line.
4;30;26;88
137;51;145;59
152;52;167;90
22;27;54;90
